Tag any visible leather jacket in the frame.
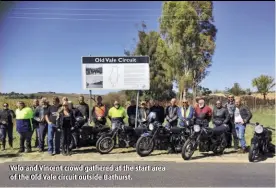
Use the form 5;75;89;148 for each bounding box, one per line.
212;107;230;126
165;105;178;123
138;107;149;122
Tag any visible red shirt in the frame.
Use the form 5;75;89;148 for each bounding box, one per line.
194;105;212;121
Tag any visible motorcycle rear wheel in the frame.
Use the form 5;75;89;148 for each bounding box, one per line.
136;136;155;157
96;136;115;154
213;136;227;155
248;143;258;162
182;138;196;160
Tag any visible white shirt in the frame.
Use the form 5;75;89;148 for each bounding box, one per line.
234;107;244;124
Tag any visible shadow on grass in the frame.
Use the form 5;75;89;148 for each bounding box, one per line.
190;150;238;160
71;148;98;155
0;153;20;158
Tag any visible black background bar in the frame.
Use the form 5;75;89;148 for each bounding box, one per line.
82;56;149;64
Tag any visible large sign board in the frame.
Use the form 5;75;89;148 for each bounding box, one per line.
82;56;150;90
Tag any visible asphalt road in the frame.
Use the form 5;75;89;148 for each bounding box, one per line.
0;162;274;187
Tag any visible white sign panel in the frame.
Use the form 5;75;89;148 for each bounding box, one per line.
82;56;150;90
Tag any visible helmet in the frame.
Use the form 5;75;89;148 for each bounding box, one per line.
147;112;157;123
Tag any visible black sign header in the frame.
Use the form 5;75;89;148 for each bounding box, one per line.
82;56;149;64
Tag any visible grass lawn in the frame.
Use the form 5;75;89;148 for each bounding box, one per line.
1;109;275;156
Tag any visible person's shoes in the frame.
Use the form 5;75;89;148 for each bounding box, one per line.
62;150;67;156
25;148;32;153
9;144;13;149
18;148;24;153
52;151;56;155
48;152;54;156
67;150;72;156
38;148;43;152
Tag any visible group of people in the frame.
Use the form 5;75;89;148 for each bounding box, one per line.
0;94;252;156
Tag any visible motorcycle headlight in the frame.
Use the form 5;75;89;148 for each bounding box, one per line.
149;123;154;131
255;125;263;134
193;125;201;132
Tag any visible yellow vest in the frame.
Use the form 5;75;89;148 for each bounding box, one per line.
16;107;34;120
108;106;126;118
181;106;191;118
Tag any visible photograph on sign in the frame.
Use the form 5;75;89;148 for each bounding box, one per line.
82;56;150;90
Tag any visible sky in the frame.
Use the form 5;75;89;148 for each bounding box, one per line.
0;1;275;95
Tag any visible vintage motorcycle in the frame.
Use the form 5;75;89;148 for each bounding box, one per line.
95;119;148;154
181;119;229;160
136;112;192;157
70;117;110;148
248;122;275;162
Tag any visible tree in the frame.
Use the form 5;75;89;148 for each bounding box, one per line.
245;88;252;95
197;86;212;96
124;23;175;101
159;1;217;102
252;75;275;100
227;83;245;96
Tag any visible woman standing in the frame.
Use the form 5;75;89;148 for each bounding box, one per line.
57;101;75;156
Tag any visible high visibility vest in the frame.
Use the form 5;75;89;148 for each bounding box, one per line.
16;107;33;120
94;105;106;117
181;106;191;118
108;106;126;118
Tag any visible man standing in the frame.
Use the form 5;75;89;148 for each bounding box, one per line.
0;103;16;150
15;101;33;153
212;100;230;127
165;98;178;128
34;98;49;152
194;98;212;127
108;101;127;130
127;100;137;127
91;96;107;126
149;100;165;125
177;99;194;127
31;99;40;148
138;101;149;123
234;98;252;153
46;97;62;156
76;95;89;123
224;95;238;149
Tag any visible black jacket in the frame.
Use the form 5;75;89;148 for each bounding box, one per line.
75;103;89;121
165;105;178;123
0;109;15;127
224;101;235;119
150;105;165;124
234;105;252;124
127;105;137;118
212;107;230;126
57;110;76;129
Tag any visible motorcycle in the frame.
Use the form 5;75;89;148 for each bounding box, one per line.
181;119;228;160
96;119;148;154
136;112;191;157
70;117;110;149
248;122;275;162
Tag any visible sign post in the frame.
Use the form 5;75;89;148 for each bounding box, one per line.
81;56;150;126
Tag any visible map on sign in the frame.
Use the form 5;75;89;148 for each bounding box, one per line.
81;56;150;90
108;65;120;87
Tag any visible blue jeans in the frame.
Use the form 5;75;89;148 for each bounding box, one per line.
38;124;48;150
235;124;246;149
48;124;61;154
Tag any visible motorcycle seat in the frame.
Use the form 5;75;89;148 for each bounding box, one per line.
123;125;135;132
135;126;147;135
212;125;228;136
171;127;183;134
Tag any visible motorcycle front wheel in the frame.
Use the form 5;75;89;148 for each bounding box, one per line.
96;136;115;154
248;143;259;162
181;138;196;160
213;135;227;155
136;136;155;157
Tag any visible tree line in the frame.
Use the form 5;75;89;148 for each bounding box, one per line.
123;1;275;102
